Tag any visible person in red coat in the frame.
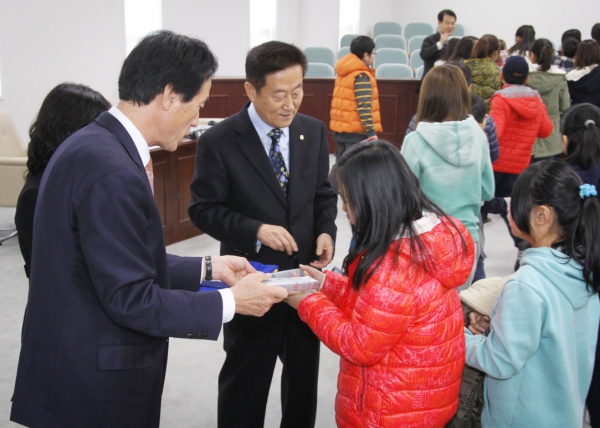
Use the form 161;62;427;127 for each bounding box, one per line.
490;55;553;269
286;140;474;428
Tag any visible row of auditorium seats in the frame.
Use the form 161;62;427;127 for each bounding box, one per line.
305;46;424;78
305;46;424;69
373;21;465;40
304;20;464;78
306;62;424;79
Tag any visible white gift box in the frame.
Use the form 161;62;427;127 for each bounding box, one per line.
264;269;319;292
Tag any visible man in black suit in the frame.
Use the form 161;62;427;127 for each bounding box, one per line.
189;41;338;427
420;9;457;79
10;31;287;428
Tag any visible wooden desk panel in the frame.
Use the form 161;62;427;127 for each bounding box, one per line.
200;78;420;152
151;140;202;246
153;78;420;245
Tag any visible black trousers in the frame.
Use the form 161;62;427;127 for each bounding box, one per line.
218;302;320;428
494;172;526;248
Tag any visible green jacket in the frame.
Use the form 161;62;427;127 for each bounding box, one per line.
526;66;571;158
466;58;502;110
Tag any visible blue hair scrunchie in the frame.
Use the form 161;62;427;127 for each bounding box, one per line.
579;184;598;199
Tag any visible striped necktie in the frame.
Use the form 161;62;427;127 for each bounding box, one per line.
267;128;289;198
145;159;154;195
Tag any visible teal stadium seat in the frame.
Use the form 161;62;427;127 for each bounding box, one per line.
340;34;359;48
404;22;434;41
375;35;406;51
303;47;335;68
415;66;424;79
410;50;424;69
338;46;350;60
408;35;427;54
305;62;335;78
376;64;414;79
373;21;402;38
374;48;409;68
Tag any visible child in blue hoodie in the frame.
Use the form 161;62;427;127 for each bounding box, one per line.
465;159;600;427
401;63;495;290
561;103;600;427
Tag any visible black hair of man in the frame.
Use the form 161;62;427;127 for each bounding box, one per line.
562;29;582;43
350;36;375;60
118;30;218;106
245;41;308;92
563;38;580;58
437;9;457;22
592;23;600;43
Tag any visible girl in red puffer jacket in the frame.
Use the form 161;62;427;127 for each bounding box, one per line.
286;140;474;427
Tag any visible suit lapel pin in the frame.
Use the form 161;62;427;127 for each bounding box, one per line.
300;135;304;140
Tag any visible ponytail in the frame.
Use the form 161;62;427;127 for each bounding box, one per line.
562;104;600;171
573;194;600;293
531;38;554;72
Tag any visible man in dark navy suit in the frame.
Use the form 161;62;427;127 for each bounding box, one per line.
10;31;287;428
189;41;338;428
420;9;457;79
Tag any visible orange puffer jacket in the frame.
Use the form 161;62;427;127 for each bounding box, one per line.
490;84;553;174
330;54;382;134
298;213;474;428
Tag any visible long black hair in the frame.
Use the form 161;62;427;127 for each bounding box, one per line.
511;160;600;293
448;36;477;62
26;83;110;179
336;140;467;290
562;103;600;170
507;25;536;56
531;38;555;72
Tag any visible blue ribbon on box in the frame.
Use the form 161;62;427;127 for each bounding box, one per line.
197;261;279;292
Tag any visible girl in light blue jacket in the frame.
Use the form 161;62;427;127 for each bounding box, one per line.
465;159;600;427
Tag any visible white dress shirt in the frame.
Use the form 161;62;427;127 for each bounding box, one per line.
108;106;235;323
247;102;290;171
247;103;291;252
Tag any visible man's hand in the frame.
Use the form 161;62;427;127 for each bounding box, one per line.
440;32;451;46
310;233;333;268
467;311;490;335
212;256;256;286
257;224;298;255
230;273;288;317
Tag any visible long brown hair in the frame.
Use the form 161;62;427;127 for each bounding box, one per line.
472;34;500;59
416;64;471;124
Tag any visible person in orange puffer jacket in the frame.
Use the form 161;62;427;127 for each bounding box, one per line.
286;140;474;428
328;35;383;193
490;55;553;268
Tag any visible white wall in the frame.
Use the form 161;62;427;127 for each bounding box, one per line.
295;0;340;54
390;0;598;48
1;0;598;140
162;0;249;78
0;0;124;142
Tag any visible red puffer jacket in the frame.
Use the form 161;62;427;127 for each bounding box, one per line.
490;84;553;174
297;213;474;428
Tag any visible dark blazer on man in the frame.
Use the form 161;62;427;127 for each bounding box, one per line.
189;103;337;427
420;32;444;79
10;112;223;428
